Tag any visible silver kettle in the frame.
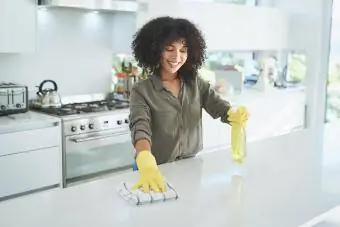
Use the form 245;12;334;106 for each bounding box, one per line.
36;80;62;108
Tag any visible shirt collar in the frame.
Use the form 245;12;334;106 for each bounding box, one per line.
150;75;184;91
150;75;164;91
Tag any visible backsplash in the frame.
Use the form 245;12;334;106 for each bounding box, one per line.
0;8;136;99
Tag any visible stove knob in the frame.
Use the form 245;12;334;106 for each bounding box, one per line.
16;103;21;108
117;120;122;125
71;126;76;132
0;105;5;110
89;123;94;129
124;119;129;124
80;125;85;130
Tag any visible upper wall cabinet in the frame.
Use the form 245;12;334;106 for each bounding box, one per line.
137;0;290;51
0;0;37;53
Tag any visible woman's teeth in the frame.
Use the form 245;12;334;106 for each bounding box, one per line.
168;62;179;68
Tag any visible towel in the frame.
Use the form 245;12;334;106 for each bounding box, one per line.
117;181;179;205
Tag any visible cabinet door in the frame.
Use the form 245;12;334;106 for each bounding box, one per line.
218;122;231;147
202;110;225;150
0;125;61;156
225;91;306;143
0;0;37;53
0;147;60;199
136;0;289;50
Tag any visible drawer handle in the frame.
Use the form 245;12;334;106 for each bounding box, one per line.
71;132;127;143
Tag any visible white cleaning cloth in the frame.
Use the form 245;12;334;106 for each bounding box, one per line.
117;181;179;205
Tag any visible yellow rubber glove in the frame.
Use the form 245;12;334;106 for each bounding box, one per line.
132;150;166;192
227;106;249;164
227;106;249;124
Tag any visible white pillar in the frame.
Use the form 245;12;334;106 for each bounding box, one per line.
303;0;333;151
258;0;333;150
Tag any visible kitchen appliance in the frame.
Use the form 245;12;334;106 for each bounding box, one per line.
35;80;62;108
0;82;28;116
31;93;134;187
273;65;300;88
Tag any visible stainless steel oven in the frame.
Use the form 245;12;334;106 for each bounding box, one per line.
61;110;135;186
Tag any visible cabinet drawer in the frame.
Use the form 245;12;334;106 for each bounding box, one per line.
0;126;61;156
0;147;60;199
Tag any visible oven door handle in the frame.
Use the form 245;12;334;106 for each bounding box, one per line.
71;132;128;143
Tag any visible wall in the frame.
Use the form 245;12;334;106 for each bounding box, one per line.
0;8;136;99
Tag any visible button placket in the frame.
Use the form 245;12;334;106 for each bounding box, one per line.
179;106;184;155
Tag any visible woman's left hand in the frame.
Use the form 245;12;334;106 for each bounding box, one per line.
227;106;249;126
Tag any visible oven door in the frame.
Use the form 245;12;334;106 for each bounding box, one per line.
65;128;135;182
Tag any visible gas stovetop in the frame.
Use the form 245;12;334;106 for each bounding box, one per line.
31;99;129;117
0;82;16;86
0;82;25;87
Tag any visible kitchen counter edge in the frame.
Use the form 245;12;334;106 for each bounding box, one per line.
0;111;61;134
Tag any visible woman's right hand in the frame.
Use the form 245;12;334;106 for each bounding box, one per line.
132;150;166;192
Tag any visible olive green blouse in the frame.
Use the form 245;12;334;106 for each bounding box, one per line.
129;75;231;164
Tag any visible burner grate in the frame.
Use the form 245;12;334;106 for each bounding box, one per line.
0;82;18;87
30;99;129;116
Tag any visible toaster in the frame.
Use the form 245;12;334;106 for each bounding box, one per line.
0;82;29;116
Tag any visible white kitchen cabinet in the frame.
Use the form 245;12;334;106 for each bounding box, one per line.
203;89;306;151
203;112;231;149
137;0;289;50
0;0;37;53
202;109;231;151
202;110;220;150
0;113;62;200
0;147;60;199
218;89;306;144
0;125;61;156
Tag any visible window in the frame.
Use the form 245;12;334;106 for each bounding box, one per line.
286;52;307;83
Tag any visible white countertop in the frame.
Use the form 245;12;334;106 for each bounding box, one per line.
0;111;60;134
300;205;340;226
222;85;306;105
0;129;339;227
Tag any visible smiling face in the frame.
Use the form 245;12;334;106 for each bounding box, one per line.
160;39;188;76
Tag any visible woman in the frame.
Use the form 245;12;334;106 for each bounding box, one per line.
129;16;247;192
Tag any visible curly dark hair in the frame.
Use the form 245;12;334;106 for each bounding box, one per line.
131;16;207;82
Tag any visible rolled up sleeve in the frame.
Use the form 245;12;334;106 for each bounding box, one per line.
128;86;152;146
197;76;231;123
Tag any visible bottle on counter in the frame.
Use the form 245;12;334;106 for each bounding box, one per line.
111;67;117;93
115;72;126;94
229;106;248;169
231;124;246;164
